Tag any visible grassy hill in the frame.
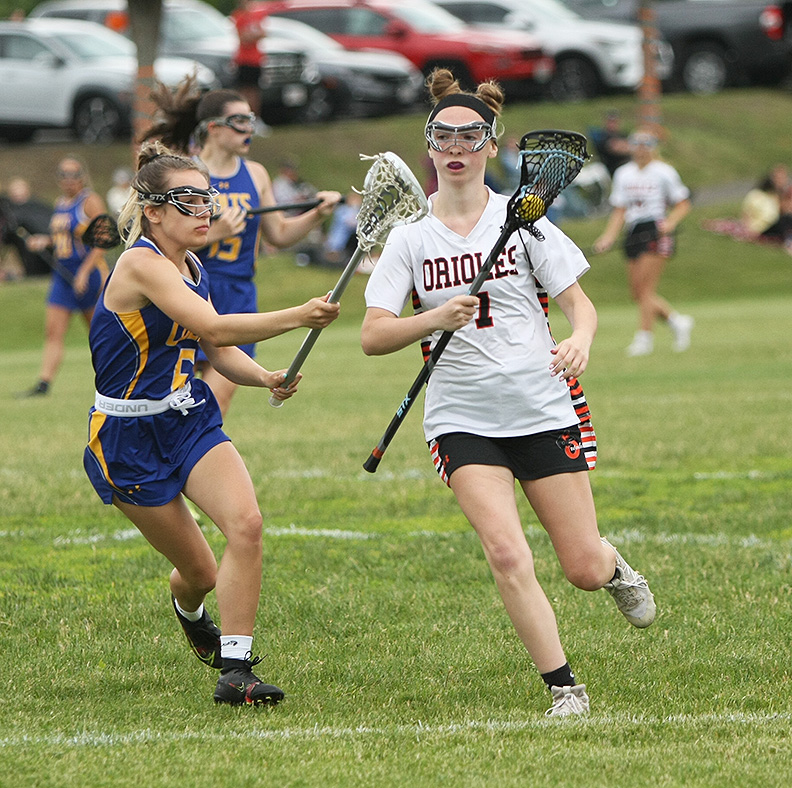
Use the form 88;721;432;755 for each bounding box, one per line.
1;88;790;201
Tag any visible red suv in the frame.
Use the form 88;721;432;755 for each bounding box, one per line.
253;0;555;97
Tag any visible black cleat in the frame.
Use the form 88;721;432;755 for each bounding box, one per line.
214;655;284;706
171;596;222;669
16;380;49;398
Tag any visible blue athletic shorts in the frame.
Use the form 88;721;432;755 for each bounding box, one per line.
47;268;103;312
83;380;231;507
198;276;258;361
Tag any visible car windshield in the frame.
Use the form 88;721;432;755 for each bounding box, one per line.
163;6;235;43
522;0;580;22
51;28;133;58
391;3;466;33
268;16;344;51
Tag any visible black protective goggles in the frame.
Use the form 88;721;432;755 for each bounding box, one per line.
138;186;221;218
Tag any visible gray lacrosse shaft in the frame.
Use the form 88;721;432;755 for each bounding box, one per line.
268;244;366;408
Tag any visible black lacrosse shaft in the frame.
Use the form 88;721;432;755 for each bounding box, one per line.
246;195;346;216
363;217;517;473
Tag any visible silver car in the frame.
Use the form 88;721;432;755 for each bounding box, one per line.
431;0;673;101
0;17;217;143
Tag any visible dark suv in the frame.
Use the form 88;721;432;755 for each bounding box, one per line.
563;0;792;93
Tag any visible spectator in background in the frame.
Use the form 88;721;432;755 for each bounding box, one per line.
231;0;267;117
272;157;324;265
272;157;316;210
760;183;792;247
590;109;631;177
741;164;789;236
106;167;133;217
322;189;361;266
0;177;53;277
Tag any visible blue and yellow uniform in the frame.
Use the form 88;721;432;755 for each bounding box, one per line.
197;157;262;358
84;238;229;506
47;188;103;311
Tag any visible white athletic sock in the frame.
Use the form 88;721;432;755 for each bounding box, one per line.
221;635;253;661
174;599;204;622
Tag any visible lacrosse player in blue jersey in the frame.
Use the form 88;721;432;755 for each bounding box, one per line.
142;79;342;415
20;158;108;397
84;141;338;706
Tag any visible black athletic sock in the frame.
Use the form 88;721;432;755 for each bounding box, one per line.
541;662;576;689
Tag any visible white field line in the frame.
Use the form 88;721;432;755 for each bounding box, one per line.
0;524;788;550
0;523;792;549
1;711;791;750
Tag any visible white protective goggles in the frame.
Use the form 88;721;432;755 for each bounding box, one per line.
211;112;257;134
138;186;221;218
425;121;495;153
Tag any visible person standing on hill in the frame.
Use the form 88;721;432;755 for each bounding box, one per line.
231;0;267;117
593;130;693;357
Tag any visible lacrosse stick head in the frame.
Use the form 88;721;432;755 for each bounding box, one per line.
509;130;589;240
82;213;122;249
355;152;429;252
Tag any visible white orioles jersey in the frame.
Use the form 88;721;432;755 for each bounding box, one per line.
609;159;690;229
365;188;591;442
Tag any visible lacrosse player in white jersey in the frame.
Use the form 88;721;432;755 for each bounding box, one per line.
361;68;656;718
593;129;693;356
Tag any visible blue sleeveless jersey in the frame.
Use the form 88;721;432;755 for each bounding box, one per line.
46;188;103;310
51;189;91;275
198;157;262;282
84;237;228;506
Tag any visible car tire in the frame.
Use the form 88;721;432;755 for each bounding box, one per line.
680;43;729;94
549;56;601;102
73;95;123;144
300;85;338;123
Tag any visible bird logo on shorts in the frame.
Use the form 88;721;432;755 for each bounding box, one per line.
557;433;581;460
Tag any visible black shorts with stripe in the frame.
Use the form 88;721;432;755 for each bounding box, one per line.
624;220;676;260
430;426;590;484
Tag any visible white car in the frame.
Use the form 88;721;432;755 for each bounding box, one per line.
0;17;218;143
431;0;673;101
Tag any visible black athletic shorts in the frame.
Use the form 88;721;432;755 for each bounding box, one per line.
434;426;589;482
624;220;675;260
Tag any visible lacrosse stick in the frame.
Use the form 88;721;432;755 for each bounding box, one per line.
246;196;347;216
269;151;429;408
363;130;589;472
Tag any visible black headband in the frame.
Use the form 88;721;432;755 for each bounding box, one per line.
427;94;496;127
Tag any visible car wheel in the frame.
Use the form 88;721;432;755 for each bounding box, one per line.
550;56;601;102
73;96;123;144
301;85;337;123
680;44;729;94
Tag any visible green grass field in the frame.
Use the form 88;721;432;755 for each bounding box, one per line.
2;90;792;786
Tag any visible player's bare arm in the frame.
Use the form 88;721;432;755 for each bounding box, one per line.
361;295;478;356
107;248;339;344
549;282;597;379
